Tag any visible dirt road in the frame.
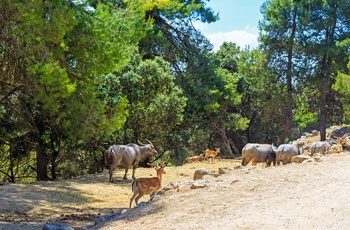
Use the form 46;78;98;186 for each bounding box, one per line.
95;152;350;230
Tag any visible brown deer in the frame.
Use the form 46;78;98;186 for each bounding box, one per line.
205;147;220;163
328;135;347;153
129;162;166;208
186;154;204;163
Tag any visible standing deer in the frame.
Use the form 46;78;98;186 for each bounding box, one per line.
129;162;166;208
205;147;220;163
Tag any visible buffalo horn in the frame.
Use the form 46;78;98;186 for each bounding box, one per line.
146;139;154;147
137;139;146;146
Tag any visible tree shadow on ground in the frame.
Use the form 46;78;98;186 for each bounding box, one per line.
92;203;166;230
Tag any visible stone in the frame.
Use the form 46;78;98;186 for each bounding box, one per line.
218;167;226;174
42;223;74;230
193;168;214;180
291;155;311;163
190;181;206;189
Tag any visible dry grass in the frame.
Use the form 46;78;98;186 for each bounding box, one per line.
0;158;241;229
97;158;242;207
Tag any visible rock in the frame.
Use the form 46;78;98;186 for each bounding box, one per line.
121;209;128;214
42;223;74;230
163;182;178;191
291;155;312;163
138;201;147;207
234;164;250;173
193;168;214;180
303;132;313;138
312;153;323;162
94;216;107;225
312;130;319;136
190;181;206;189
329;126;350;139
218;167;226;174
313;156;322;162
218;166;231;174
302;143;312;153
234;164;245;169
94;213;120;225
156;189;166;195
151;195;161;202
301;158;315;164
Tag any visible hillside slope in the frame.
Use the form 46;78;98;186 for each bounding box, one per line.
95;152;350;230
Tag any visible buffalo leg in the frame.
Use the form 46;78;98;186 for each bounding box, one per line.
251;158;257;166
109;167;116;182
123;168;129;180
241;158;247;166
131;166;136;180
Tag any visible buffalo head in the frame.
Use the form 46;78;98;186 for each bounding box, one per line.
137;139;158;157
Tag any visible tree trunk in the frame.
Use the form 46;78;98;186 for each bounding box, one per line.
36;142;48;181
319;3;337;141
278;5;297;146
9;142;15;183
223;138;234;158
319;82;327;141
278;111;292;146
51;159;57;180
216;126;234;158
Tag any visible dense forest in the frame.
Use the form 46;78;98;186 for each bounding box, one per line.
1;0;349;182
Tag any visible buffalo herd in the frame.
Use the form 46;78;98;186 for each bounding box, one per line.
105;135;347;182
241;137;347;167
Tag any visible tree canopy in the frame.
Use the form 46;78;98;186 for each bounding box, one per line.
1;0;350;182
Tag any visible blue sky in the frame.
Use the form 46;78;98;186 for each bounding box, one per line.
194;0;266;51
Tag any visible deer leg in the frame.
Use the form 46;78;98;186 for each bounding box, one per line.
129;192;137;208
134;193;144;206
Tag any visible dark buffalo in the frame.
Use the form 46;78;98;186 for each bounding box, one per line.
105;140;158;182
275;144;300;165
241;143;276;167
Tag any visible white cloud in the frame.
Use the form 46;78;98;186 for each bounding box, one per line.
206;29;259;51
193;22;260;51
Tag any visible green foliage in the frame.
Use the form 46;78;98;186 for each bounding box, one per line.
333;38;350;123
111;53;187;145
3;0;349;180
0;143;36;183
259;0;350;141
294;91;318;128
90;1;152;74
0;0;152;181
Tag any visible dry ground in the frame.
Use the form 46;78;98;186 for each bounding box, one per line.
96;152;350;230
0;157;241;229
1;134;350;229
